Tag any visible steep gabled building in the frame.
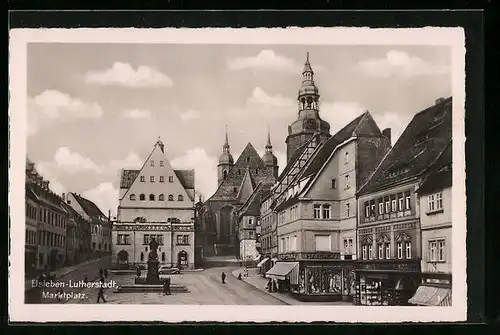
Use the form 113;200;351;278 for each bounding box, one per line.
354;97;452;306
264;110;391;302
200;130;278;257
112;138;196;269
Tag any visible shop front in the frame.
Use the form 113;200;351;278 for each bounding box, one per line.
409;272;452;306
25;246;37;277
353;260;421;306
257;257;271;277
272;252;355;302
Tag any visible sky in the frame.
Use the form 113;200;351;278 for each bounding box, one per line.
26;43;451;217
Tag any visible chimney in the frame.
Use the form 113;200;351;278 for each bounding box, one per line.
435;97;445;105
62;193;66;201
382;128;391;144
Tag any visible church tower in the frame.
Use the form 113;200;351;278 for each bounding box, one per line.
262;128;279;179
285;52;331;163
218;126;234;186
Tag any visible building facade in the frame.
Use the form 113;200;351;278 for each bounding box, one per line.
65;192;111;257
354;97;452;306
408;141;452;306
112;138;196;269
200;130;278;257
25;159;40;276
258;189;278;275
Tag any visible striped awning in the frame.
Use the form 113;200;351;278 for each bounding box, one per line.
408;285;452;306
266;262;299;282
256;257;270;268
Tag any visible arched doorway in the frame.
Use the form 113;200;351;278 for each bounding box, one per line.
219;206;233;244
117;249;129;267
177;250;188;269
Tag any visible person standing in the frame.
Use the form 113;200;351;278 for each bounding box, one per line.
221;272;226;284
98;268;103;278
96;277;107;303
104;269;108;279
165;277;171;295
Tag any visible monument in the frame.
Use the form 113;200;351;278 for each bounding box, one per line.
146;238;160;284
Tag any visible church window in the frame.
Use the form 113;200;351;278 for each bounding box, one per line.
168;194;174;201
150;160;155;167
129;194;136;201
150;176;155;182
169;176;174;183
140;176;145;182
149;194;155;201
160;176;164;183
160;161;164;167
159;194;165;201
223;170;228;179
246;157;250;163
139;194;145;201
178;195;184;201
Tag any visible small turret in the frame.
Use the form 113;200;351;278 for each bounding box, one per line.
218;126;234;186
262;127;279;179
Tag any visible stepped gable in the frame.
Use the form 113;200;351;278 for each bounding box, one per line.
358;97;452;196
72;192;106;219
209;142;269;201
418;140;452;195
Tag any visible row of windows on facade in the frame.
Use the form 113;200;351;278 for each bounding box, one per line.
364;191;412;218
129;193;184;202
428;239;446;262
91;242;110;252
116;234;190;246
261;234;277;251
361;241;412;260
26;202;67;229
37;230;66;249
139;175;174;183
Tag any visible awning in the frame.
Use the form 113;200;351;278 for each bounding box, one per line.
266;262;299;281
256;257;270;268
408;285;452;306
254;255;261;262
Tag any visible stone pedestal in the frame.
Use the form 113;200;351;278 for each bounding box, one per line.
146;258;160;283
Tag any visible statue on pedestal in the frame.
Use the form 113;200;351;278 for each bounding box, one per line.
146;238;160;283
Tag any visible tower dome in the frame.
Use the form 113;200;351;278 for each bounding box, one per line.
219;127;234;165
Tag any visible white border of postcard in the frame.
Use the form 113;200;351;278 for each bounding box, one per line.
9;27;467;323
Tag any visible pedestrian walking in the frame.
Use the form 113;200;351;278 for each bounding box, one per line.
99;268;103;278
104;269;108;279
164;277;171;295
83;275;88;284
221;272;226;284
96;277;107;303
238;273;242;280
136;267;141;278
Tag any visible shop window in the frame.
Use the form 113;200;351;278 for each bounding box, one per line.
305;268;343;294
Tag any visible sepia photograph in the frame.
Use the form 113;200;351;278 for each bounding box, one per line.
9;27;466;322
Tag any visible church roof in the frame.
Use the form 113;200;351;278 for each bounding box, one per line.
357;97;452;196
120;169;194;190
208;142;274;202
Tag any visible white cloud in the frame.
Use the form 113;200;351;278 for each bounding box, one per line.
122;109;151;119
228;50;302;73
34;161;66;195
179;109;201;122
247;87;294;108
54;147;102;173
109;152;143;170
27;90;103;136
83;182;119;217
357;50;450;78
84;62;174;88
171;148;218;200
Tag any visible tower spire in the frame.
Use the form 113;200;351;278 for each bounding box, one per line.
223;125;230;153
265;125;273;152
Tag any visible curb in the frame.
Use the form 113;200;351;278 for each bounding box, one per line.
231;270;291;306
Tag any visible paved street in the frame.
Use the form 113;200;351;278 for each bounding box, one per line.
73;266;286;305
25;256;112;304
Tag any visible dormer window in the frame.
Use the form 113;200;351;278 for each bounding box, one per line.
150;160;155;167
160;161;164;167
129;194;136;201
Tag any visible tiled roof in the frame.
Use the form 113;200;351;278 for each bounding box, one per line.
72;192;106;219
120;169;194;190
25;184;39;202
277;142;308;182
417;140;452;195
358;97;452;196
274;195;300;212
238;182;263;218
174;170;195;189
209;142;274;201
28;182;66;213
120;170;140;189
